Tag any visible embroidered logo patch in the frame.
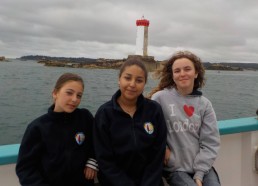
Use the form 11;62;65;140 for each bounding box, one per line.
75;132;85;145
144;122;154;134
183;105;194;117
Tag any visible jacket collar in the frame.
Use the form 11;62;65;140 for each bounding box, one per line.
48;104;77;121
189;89;202;96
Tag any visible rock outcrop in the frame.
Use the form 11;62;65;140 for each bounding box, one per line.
0;56;6;61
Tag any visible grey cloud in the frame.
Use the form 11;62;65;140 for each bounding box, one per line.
0;0;258;62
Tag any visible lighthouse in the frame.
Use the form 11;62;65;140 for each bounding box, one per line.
135;16;149;56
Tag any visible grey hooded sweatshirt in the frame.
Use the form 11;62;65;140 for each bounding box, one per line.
151;87;220;181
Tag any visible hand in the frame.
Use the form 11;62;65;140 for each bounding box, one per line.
84;167;97;180
195;178;202;186
164;147;171;166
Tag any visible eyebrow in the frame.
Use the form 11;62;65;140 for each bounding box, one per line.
173;65;192;70
124;72;142;76
66;89;83;94
65;88;75;91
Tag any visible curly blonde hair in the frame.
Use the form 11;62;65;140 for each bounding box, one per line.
148;51;205;98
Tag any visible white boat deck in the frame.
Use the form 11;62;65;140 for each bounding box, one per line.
0;164;18;185
1;117;258;186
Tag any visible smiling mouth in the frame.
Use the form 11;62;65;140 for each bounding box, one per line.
126;89;136;92
68;104;76;108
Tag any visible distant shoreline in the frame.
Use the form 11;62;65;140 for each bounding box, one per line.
37;59;247;71
17;55;258;71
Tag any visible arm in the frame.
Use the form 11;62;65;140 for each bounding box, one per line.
140;105;167;186
164;146;171;166
83;110;98;179
93;108;136;186
16;123;49;186
193;101;220;181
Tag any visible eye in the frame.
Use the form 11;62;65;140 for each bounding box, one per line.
77;94;82;99
173;69;180;73
124;76;131;80
136;79;144;83
66;91;73;95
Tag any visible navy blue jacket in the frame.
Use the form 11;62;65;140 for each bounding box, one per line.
16;105;96;186
94;90;167;186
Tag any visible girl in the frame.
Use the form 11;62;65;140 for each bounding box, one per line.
16;73;98;186
149;51;220;186
93;58;167;186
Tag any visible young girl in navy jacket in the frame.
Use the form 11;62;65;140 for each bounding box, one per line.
16;73;98;186
94;58;167;186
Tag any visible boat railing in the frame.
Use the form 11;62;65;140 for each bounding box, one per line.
1;116;258;186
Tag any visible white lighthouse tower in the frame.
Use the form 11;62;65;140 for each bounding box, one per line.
135;16;150;56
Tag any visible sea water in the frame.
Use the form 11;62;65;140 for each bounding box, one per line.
0;59;257;145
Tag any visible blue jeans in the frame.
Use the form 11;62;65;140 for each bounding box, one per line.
164;167;220;186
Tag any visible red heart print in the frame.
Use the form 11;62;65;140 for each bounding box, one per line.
183;105;194;117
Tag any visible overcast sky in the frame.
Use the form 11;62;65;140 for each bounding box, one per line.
1;0;258;63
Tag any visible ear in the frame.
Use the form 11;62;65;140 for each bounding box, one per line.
52;90;57;99
195;73;198;79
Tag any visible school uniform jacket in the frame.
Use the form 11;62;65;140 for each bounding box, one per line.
94;90;167;186
16;105;97;186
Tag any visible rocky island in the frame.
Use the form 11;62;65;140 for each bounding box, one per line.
36;55;159;71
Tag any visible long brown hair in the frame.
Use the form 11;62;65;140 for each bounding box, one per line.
148;51;205;98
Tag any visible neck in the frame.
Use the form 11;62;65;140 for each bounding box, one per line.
117;96;137;116
176;87;193;96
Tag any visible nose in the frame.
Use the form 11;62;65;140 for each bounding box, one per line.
179;70;186;76
71;94;77;102
129;80;136;87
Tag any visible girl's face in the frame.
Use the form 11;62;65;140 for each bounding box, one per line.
118;65;146;102
172;58;198;95
52;81;83;113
